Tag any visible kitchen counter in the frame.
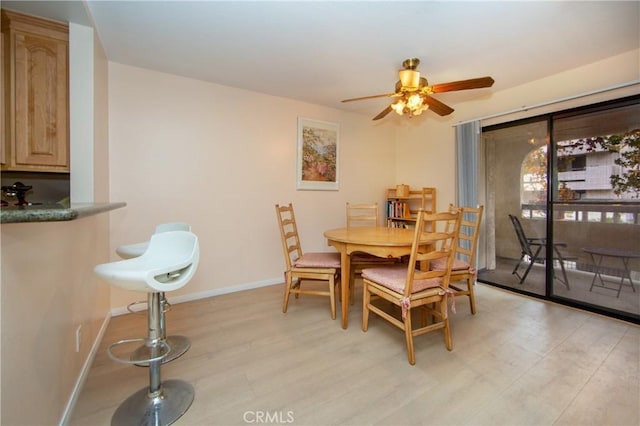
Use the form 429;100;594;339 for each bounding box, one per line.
0;202;126;224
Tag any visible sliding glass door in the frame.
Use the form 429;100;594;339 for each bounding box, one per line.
477;96;640;323
481;119;550;296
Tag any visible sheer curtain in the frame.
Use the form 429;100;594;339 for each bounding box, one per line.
455;121;479;207
455;121;494;269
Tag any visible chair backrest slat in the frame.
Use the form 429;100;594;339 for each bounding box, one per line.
276;203;304;269
447;204;483;264
406;210;462;297
346;202;380;227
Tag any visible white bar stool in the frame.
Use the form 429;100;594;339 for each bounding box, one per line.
95;230;199;426
116;222;192;365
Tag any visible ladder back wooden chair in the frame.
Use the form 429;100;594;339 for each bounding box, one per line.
346;202;398;304
276;203;341;319
431;204;483;314
346;202;380;227
361;209;462;365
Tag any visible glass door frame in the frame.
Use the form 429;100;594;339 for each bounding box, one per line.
479;94;640;325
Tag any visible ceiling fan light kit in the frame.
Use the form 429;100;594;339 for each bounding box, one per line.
342;57;494;121
391;93;429;117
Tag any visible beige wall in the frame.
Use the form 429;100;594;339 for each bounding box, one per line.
107;63;397;309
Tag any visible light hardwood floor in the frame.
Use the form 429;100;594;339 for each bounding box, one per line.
70;282;639;426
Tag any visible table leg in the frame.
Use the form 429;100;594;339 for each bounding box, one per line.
588;253;605;292
340;250;350;329
552;245;570;290
618;257;636;297
588;253;636;298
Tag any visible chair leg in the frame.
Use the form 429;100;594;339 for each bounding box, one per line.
512;255;531;283
514;244;543;284
350;271;356;305
467;277;477;315
362;282;370;332
441;300;453;351
519;257;537;284
404;311;416;365
282;271;292;313
556;261;571;290
523;246;544;283
329;275;336;320
512;253;525;275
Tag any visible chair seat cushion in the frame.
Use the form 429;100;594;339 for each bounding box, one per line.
362;266;442;294
294;252;341;268
431;257;470;271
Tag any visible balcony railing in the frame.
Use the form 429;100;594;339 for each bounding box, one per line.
521;202;640;225
518;202;640;280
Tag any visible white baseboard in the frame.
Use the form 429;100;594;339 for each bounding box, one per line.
59;311;112;426
110;277;282;316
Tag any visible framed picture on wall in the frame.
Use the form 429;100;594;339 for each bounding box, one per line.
296;117;339;190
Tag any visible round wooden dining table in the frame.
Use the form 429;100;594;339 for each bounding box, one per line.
324;226;419;329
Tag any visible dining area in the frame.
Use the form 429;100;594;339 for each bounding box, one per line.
275;201;482;365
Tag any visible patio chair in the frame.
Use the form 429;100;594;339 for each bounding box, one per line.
508;214;571;289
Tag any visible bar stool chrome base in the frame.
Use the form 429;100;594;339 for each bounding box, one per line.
111;379;194;426
133;335;191;366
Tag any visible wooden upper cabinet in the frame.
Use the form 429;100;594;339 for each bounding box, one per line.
1;9;69;172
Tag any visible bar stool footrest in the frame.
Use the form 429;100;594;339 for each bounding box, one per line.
107;338;171;365
133;335;191;366
126;301;148;315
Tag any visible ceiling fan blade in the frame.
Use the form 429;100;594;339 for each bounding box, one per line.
341;92;397;103
372;105;393;120
422;95;454;116
430;76;495;93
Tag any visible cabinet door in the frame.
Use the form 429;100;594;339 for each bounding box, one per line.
13;30;68;170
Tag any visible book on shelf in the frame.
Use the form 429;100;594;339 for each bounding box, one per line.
386;200;409;219
386;219;414;229
385;186;437;227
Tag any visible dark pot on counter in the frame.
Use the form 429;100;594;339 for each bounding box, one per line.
2;182;33;207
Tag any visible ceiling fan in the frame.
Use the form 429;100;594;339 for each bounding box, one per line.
341;58;494;120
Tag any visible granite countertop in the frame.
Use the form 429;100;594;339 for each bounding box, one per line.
1;202;126;224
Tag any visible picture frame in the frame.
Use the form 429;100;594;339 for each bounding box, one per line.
296;117;339;190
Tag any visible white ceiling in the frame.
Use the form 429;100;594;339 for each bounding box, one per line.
4;1;639;120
